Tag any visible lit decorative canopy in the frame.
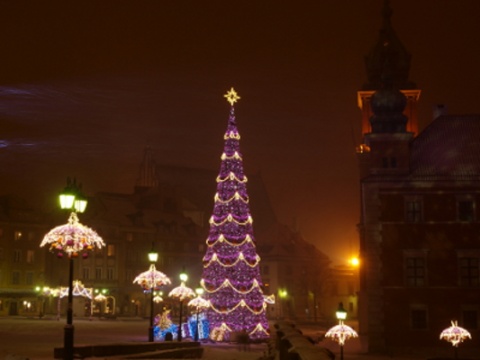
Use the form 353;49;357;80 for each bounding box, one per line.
325;321;359;346
440;321;472;347
40;212;105;259
169;282;196;302
133;264;171;291
58;281;93;299
188;295;210;311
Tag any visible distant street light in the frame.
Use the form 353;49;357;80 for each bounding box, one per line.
133;250;171;343
336;302;347;321
169;271;195;342
148;248;158;342
326;302;357;360
40;178;104;360
188;288;209;342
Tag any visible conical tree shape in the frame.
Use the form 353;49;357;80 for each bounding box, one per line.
201;88;270;341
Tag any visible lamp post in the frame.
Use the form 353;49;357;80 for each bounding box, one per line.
177;271;187;342
194;288;204;341
168;271;195;342
336;302;347;360
148;248;159;342
40;178;104;360
133;260;171;343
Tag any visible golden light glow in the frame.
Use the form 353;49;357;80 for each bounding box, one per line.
349;257;360;267
224;87;240;106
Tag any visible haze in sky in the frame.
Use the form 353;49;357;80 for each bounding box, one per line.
1;0;480;264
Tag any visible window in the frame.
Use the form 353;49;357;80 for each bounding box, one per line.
14;231;22;241
95;268;102;280
405;198;422;223
406;257;426;287
25;272;34;285
107;244;115;257
411;307;427;329
83;268;90;280
13;250;21;263
458;199;475;222
382;157;397;168
26;250;34;264
107;267;115;280
463;309;478;330
459;257;479;287
263;265;270;275
11;271;20;285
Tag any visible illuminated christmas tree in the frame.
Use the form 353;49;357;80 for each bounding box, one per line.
201;88;270;341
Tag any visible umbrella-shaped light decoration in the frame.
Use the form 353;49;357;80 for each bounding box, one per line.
325;321;358;360
188;295;210;342
133;264;171;291
440;320;472;347
169;280;196;341
169;282;196;302
188;295;210;310
40;212;105;259
325;321;358;346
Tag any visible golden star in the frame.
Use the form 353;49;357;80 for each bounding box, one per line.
224;87;241;106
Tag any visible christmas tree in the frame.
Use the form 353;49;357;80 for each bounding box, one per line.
201;88;270;341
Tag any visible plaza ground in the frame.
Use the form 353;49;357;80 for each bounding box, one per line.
0;317;477;360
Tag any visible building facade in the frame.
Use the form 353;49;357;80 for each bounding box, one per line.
0;152;332;323
357;1;480;353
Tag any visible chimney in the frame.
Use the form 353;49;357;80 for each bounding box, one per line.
433;104;448;119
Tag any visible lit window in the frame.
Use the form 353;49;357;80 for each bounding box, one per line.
107;244;115;257
14;231;22;241
26;250;34;264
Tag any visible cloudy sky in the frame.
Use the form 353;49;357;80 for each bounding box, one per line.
1;0;480;263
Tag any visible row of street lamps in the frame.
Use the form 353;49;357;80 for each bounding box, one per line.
41;179;211;360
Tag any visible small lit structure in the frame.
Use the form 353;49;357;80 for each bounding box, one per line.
325;303;358;360
133;250;171;342
40;179;104;360
336;302;347;321
188;288;210;341
440;320;472;359
169;271;195;341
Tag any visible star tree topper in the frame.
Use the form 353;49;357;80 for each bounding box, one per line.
224;87;240;106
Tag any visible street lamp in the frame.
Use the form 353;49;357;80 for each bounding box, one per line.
40;179;105;360
148;247;159;342
168;271;195;342
133;260;171;343
326;302;357;360
336;302;347;321
178;271;187;342
187;291;209;342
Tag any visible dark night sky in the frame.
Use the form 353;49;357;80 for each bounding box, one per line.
1;0;480;264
